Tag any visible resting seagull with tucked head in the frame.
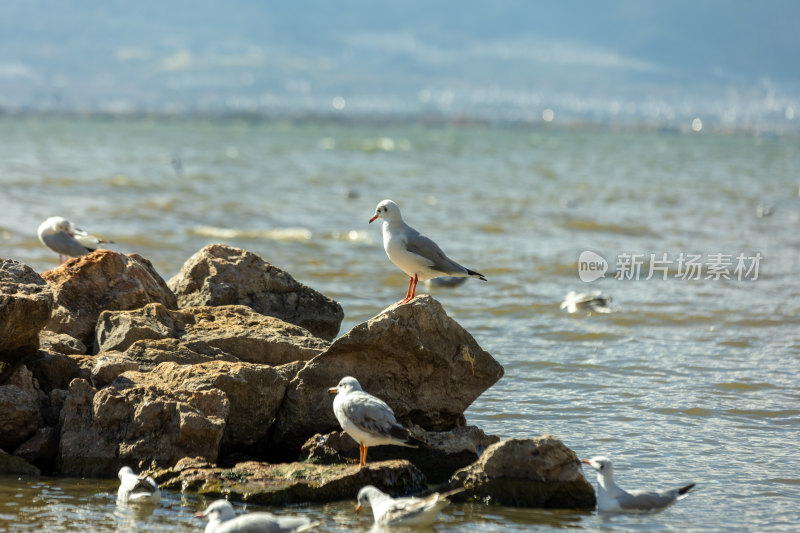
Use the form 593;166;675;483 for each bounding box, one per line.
37;216;111;264
116;466;160;505
582;456;695;513
356;485;464;527
328;376;416;466
369;199;486;304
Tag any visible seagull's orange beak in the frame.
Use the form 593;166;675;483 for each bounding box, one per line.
195;511;206;518
355;504;363;514
581;459;591;465
369;214;378;223
328;387;339;395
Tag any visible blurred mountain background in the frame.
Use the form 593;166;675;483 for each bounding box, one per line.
1;0;798;130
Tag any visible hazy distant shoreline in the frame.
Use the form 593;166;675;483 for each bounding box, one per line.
1;107;796;136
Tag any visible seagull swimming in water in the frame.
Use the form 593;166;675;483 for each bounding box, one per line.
369;199;486;304
197;500;319;533
560;290;612;314
328;376;417;466
116;466;161;505
582;456;695;513
356;485;464;526
37;216;112;264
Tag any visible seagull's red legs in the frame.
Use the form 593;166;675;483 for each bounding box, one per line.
399;275;419;304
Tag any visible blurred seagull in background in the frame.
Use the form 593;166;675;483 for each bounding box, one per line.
116;466;160;505
582;456;695;513
561;290;612;314
356;485;464;526
328;376;417;466
369;199;486;304
37;216;112;263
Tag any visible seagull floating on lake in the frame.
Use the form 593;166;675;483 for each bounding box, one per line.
116;466;161;505
369;199;486;304
356;485;464;527
328;376;416;466
197;500;319;533
37;216;112;264
582;456;695;513
560;290;612;314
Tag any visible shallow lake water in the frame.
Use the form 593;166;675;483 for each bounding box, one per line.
1;116;799;531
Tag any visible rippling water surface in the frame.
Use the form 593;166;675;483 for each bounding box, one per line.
1;116;799;532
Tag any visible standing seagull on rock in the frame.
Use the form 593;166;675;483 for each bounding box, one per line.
328;376;417;466
37;216;112;264
582;456;695;513
369;199;486;304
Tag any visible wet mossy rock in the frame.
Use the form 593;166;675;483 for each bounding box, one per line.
151;458;426;505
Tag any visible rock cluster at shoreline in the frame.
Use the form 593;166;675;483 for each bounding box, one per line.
0;245;595;509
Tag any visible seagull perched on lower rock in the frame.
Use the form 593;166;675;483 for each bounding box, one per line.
356;485;465;526
37;216;112;264
369;199;486;304
582;456;695;513
116;466;160;505
328;376;417;466
197;500;319;533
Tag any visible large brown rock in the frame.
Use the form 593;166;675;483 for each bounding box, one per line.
0;259;53;365
0;383;41;451
270;296;504;452
58;377;228;477
167;244;344;341
95;303;329;366
116;361;288;453
25;350;90;392
440;436;596;509
151;458;426;505
41;250;177;347
116;338;238;371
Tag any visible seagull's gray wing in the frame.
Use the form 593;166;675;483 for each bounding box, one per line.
132;476;158;495
617;488;679;511
404;230;468;276
217;513;317;533
342;391;408;439
42;232;93;257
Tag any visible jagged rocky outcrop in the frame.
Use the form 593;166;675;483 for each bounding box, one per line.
168;244;344;341
41;250;177;348
95;303;328;365
58;378;228;477
0;259;53;368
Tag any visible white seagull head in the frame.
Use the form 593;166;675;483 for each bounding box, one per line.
196;499;236;522
39;216;73;237
369;199;401;224
328;376;363;396
582;456;614;479
117;465;135;480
